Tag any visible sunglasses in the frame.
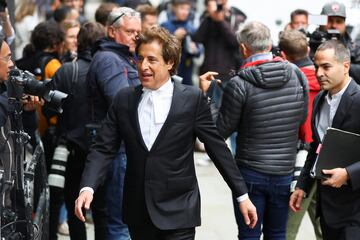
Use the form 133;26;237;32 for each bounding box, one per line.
110;11;140;26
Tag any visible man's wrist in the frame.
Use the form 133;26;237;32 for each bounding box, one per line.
236;193;249;202
79;187;94;195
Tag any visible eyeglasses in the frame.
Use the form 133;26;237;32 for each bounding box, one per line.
0;55;12;63
110;11;141;26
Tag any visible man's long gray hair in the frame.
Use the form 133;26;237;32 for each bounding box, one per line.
236;21;272;54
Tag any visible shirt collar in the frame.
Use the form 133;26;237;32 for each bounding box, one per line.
143;78;173;95
244;52;273;65
325;78;351;103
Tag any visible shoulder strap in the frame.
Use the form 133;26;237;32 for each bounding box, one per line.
70;61;79;95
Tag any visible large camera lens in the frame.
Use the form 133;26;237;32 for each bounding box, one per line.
47;145;69;188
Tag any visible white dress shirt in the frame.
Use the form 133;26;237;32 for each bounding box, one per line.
138;79;173;150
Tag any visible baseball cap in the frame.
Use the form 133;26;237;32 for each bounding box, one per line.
321;1;346;18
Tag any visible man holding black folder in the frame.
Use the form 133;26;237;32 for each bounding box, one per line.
290;40;360;240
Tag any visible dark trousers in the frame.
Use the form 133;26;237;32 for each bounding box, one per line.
128;206;195;240
64;143;108;240
128;224;195;240
320;216;360;240
232;167;291;240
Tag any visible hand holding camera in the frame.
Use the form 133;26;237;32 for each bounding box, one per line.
22;94;44;111
207;0;225;22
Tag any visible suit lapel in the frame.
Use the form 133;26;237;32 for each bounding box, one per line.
130;85;148;151
150;81;187;152
332;80;358;128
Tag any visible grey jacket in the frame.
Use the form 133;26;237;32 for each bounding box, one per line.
217;59;308;175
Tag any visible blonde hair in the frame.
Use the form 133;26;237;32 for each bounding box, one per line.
15;0;36;22
61;19;80;32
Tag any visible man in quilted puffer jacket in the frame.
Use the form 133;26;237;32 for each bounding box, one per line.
200;21;308;240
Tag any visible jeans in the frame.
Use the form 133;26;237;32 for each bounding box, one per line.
106;152;130;240
59;203;67;224
233;167;292;240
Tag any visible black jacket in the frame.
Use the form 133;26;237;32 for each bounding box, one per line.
297;79;360;227
193;6;246;80
217;59;308;175
52;51;92;151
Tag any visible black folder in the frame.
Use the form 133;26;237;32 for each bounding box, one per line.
312;127;360;179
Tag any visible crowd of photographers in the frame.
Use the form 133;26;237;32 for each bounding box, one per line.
0;0;360;239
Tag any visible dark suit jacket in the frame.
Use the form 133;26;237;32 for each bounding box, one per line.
297;79;360;227
80;80;248;230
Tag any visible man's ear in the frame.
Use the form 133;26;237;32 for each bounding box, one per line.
280;51;288;60
107;26;115;39
166;60;174;71
240;43;248;58
344;60;351;74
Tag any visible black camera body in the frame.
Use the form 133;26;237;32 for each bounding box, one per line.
7;69;68;113
307;29;342;53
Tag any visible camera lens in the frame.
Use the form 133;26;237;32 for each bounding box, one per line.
47;145;69;188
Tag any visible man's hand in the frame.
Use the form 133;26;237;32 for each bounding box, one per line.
22;95;44;111
174;28;187;40
75;190;93;222
239;198;257;228
289;189;305;212
322;168;349;188
199;71;219;93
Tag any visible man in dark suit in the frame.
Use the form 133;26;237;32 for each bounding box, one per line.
75;26;257;240
290;40;360;240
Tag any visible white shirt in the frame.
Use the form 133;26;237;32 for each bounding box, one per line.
317;79;351;141
138;79;173;150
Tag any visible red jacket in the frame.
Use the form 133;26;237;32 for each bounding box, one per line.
298;66;320;144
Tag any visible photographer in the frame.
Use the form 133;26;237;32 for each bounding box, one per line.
0;40;12;149
0;39;42;127
311;1;360;83
0;37;43;232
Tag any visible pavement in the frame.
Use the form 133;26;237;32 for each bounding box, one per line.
59;151;316;240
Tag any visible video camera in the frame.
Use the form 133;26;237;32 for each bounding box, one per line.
302;14;343;54
7;69;68;113
305;29;342;53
